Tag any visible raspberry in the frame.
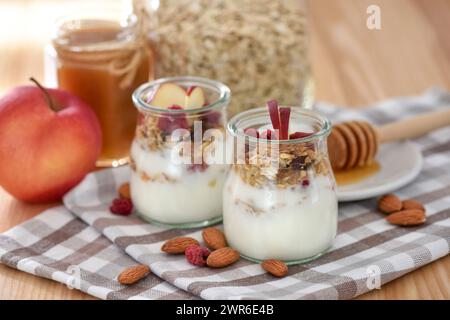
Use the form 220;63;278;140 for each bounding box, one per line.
109;198;133;216
157;105;189;134
185;245;210;267
302;179;310;187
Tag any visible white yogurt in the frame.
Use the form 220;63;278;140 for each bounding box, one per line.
223;170;338;262
130;141;226;225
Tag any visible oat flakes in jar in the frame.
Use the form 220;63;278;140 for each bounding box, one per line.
136;0;313;116
131;77;231;228
224;101;338;264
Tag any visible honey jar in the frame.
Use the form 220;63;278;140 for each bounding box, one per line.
52;13;153;167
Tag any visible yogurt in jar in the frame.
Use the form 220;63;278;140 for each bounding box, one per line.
223;104;338;263
223;170;337;261
130;77;231;228
131;141;226;225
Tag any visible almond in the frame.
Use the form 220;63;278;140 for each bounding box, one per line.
161;237;200;254
378;194;402;214
206;247;240;268
402;199;425;212
118;264;150;285
262;259;288;277
118;183;131;200
386;209;426;226
202;227;227;250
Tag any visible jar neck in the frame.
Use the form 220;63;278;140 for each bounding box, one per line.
53;14;140;53
228;107;331;145
132;76;231;115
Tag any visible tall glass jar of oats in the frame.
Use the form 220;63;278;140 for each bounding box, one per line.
134;0;313;116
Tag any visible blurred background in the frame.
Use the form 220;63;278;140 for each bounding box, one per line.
0;0;449;300
0;0;449;106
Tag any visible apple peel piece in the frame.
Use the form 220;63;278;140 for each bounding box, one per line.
289;131;313;139
260;129;279;140
279;107;291;140
267;100;281;130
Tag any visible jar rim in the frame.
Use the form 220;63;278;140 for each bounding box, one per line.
227;107;332;144
132;76;231;114
52;13;139;52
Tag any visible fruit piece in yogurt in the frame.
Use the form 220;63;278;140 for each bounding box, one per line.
244;128;259;138
289;131;313;139
157;105;190;134
185;86;206;109
267;100;281;130
267;100;291;140
149;83;186;108
260;129;279;140
202;110;222;128
279;107;291;140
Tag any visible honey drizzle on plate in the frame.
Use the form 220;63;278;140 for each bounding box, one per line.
334;162;381;186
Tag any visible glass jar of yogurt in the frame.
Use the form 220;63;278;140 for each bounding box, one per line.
131;76;231;228
224;106;338;264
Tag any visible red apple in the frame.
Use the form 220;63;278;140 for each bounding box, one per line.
0;78;102;203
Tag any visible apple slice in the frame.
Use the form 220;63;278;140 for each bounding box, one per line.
290;131;313;139
267;100;281;130
149;83;186;108
184;86;206;109
279;107;291;140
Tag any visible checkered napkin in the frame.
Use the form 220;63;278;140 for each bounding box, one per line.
1;88;449;300
0;207;192;300
63;88;450;300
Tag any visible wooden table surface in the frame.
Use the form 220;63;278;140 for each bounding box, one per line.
0;0;449;300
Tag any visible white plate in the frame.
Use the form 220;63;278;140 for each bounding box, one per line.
337;141;423;202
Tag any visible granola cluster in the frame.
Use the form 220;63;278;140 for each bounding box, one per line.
234;143;329;189
134;110;224;152
138;0;310;116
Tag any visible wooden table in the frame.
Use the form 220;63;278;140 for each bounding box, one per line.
0;0;449;300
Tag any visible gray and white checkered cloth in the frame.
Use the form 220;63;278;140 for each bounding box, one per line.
1;88;449;299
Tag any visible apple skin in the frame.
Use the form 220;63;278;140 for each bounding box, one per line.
0;85;102;203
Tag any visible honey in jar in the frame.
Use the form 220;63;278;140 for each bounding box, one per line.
52;15;152;167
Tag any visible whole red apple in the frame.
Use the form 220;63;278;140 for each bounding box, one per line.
0;78;102;203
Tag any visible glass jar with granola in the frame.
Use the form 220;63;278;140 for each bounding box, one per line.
224;102;338;264
131;76;231;228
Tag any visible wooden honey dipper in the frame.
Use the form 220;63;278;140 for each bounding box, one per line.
328;108;450;170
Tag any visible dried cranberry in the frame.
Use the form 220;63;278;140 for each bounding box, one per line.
302;179;310;187
291;156;307;170
185;245;210;267
157;105;190;134
109;198;133;216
